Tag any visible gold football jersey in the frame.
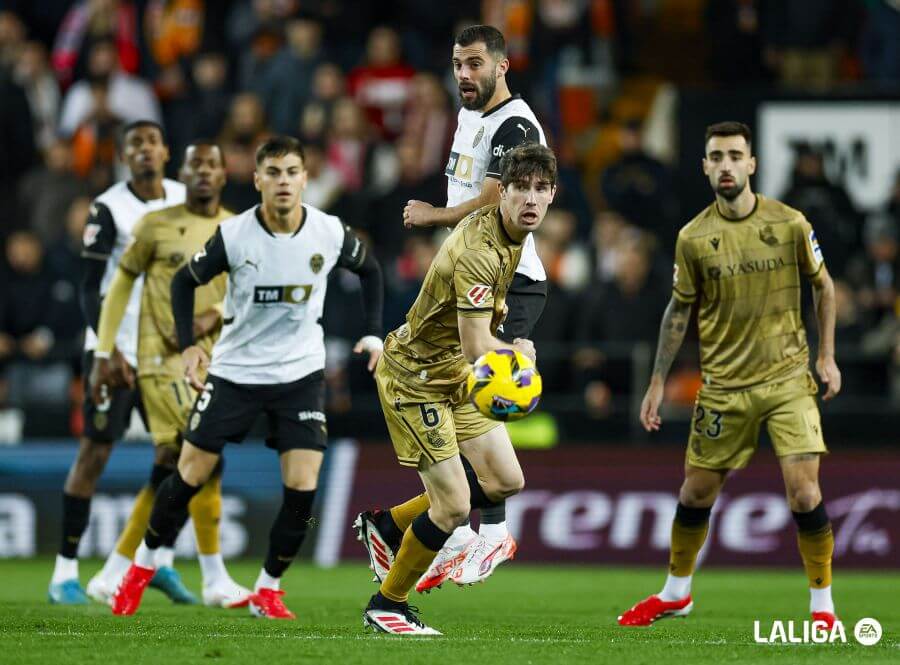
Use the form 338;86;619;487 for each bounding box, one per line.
118;204;231;376
383;205;523;402
672;195;825;390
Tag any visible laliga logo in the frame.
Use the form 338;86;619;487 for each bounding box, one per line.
753;617;882;646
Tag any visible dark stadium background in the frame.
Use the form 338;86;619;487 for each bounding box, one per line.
0;1;897;566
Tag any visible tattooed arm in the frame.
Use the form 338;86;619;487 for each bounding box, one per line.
640;296;693;431
810;266;841;400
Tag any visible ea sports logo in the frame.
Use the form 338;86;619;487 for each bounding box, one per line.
854;618;882;646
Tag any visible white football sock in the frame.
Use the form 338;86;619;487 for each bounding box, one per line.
134;542;156;569
154;546;175;569
100;551;133;580
659;573;692;601
199;553;227;587
255;568;280;591
51;554;78;585
479;521;508;543
445;525;478;550
810;585;834;613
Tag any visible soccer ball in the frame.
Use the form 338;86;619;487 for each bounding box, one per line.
466;349;542;421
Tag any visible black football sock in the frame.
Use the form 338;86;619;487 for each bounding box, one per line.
145;471;202;549
60;493;91;559
263;487;316;578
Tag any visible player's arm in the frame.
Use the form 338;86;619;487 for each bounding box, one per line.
337;225;385;372
405;116;541;229
458;314;535;363
89;267;138;402
171;227;230;389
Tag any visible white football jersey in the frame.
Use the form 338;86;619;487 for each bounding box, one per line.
82;179;186;365
445;95;547;281
188;204;365;384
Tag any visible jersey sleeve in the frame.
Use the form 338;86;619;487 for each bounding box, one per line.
794;215;825;281
336;224;366;270
80;201;117;261
118;216;155;276
672;232;698;303
485;116;541;179
186;227;230;285
454;249;499;317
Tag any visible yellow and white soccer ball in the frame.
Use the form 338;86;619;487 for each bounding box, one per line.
466;349;542;421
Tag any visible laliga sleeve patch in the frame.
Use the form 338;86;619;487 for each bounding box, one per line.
83;223;101;247
808;230;823;266
466;284;492;307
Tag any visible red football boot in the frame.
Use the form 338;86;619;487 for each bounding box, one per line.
617;594;693;626
812;611;838;631
248;588;296;619
110;564;155;616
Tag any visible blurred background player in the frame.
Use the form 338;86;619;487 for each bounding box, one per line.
110;136;384;619
49;120;187;605
359;24;549;593
361;144;557;635
619;122;841;629
89;141;251;609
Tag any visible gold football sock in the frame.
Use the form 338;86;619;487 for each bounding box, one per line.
188;475;222;555
797;525;833;588
668;503;711;577
389;493;430;532
115;486;155;558
379;514;448;603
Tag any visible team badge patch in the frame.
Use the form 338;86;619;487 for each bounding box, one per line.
472;126;485;148
93;412;108;431
758;225;778;246
310;253;324;274
808;230;823;265
466;284;492;307
426;429;447;449
83;223;101;246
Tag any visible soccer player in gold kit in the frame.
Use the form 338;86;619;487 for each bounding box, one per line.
618;122;841;629
89;141;251;608
360;143;556;636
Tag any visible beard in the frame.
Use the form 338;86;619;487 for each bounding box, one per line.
715;178;745;201
459;71;497;111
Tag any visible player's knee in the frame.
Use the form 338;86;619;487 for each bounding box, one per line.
495;469;525;498
77;440;113;479
432;498;469;530
679;483;719;507
788;484;821;513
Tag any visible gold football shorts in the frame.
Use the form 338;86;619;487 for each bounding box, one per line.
138;372;197;449
374;358;501;468
687;371;827;470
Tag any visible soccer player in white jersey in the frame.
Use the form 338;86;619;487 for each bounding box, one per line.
49;121;199;605
356;25;547;591
111;136;385;619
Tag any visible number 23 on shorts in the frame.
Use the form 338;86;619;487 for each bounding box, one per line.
693;403;724;438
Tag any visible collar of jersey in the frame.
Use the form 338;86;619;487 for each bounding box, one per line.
715;194;759;223
481;93;521;118
254;204;307;237
127;181;167;204
495;207;523;247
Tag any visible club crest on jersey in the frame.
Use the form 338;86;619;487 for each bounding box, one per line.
309;253;324;274
168;252;185;267
808;230;823;265
253;285;312;304
758;225;778;246
83;223;101;247
466;284;491;307
472;126;485;148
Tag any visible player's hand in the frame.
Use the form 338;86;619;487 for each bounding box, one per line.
89;355;115;405
512;338;536;362
182;345;210;391
816;355;842;401
192;308;222;339
110;347;135;390
640;378;665;432
403;200;435;229
353;335;383;372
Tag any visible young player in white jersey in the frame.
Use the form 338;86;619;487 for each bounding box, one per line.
111;136;385;620
49;121;199;606
356;25;548;591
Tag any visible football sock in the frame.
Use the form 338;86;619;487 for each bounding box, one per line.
668;503;711;577
155;546;175;568
480;500;506;525
793;501;833;590
255;568;280;591
146;471;202;549
660;573;693;601
134;541;155;569
460;455;492;509
810;585;835;614
380;513;451;603
389;492;430;533
189;474;222;555
479;521;508;542
114;486;155;558
60;492;91;559
199;554;228;587
98;551;133;581
51;554;79;585
262;486;316;578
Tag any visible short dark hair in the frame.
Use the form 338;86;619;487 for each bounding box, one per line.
455;25;507;59
255;135;305;166
500;143;557;188
120;120;167;147
184;139;226;165
705;121;752;148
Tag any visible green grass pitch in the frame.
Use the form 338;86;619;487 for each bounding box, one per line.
1;559;897;664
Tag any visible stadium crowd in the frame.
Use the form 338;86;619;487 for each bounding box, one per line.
0;0;898;437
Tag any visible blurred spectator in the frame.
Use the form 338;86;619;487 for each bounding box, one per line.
46;196;91;280
860;0;900;85
164;51;231;161
0;63;37;229
382;234;439;330
600;119;678;248
781;143;860;276
0;10;27;72
18;140;90;244
257;15;325;135
591;210;637;282
12;42;60;151
144;0;204;69
846;213;899;327
58;38;160;137
68;75;123;190
553;134;594;238
705;0;769;84
299;62;346;141
326;96;373;193
51;0;140;88
0;231;82;408
219;92;269;211
301;140;343;212
347;26;416;140
535;209;591;292
400;73;453;178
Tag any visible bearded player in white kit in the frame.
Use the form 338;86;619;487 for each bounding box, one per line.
355;25;548;591
111;136;385;619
